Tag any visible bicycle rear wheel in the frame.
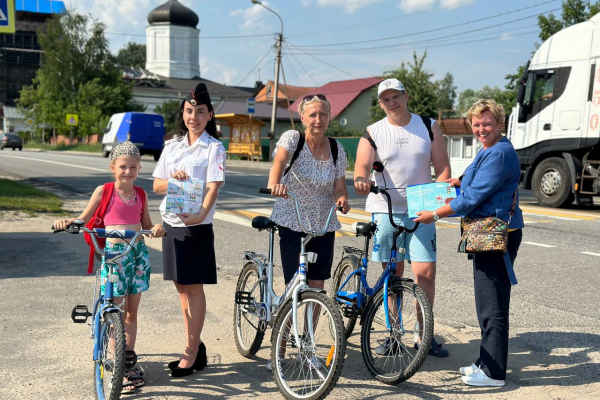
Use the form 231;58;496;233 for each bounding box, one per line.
94;311;126;400
360;277;433;385
233;261;266;358
329;255;361;338
271;291;345;400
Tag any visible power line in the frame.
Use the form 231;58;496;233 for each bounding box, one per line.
105;31;277;39
292;1;559;48
284;30;539;57
287;23;540;54
234;47;273;87
285;0;481;39
285;47;321;88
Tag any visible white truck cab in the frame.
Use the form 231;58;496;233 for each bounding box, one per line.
508;13;600;207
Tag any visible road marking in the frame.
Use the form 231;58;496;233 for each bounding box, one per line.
0;154;107;172
521;206;598;221
221;190;276;202
581;251;600;257
523;242;556;248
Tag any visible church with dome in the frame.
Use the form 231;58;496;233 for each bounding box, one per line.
128;0;252;112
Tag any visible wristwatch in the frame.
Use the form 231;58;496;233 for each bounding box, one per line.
433;211;440;221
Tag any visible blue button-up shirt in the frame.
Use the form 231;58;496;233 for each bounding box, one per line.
449;137;524;284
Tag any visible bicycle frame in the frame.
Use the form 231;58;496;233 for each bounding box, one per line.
335;186;419;333
243;191;339;350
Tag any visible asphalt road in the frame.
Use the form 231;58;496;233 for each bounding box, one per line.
1;150;599;399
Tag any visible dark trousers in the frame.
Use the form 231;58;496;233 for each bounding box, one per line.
472;229;522;380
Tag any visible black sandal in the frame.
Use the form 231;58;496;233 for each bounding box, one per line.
125;351;145;387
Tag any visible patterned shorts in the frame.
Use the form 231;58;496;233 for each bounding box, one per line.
101;240;151;297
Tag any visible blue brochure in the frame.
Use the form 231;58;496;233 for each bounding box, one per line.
406;182;460;219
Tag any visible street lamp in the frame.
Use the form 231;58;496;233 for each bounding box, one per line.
251;0;283;161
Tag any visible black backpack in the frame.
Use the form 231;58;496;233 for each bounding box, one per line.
362;114;433;151
283;132;339;176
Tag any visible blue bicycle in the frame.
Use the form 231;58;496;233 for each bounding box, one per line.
53;220;153;400
330;162;434;385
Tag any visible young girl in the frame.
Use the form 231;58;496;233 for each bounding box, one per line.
53;141;165;394
152;82;225;378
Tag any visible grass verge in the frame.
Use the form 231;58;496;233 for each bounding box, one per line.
0;179;63;215
25;142;102;153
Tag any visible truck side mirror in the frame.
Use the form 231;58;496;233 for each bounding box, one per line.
516;85;525;104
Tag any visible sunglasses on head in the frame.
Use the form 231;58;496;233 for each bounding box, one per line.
302;94;327;102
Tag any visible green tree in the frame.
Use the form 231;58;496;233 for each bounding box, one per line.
370;51;438;123
155;100;182;136
17;13;143;138
116;42;146;70
457;86;515;114
434;72;457;116
538;0;600;41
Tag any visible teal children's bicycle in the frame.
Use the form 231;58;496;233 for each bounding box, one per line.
330;162;434;385
53;220;153;400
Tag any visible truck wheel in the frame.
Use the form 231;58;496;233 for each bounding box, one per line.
153;151;161;161
102;145;109;158
532;157;574;208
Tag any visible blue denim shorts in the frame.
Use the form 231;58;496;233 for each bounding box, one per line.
371;213;437;263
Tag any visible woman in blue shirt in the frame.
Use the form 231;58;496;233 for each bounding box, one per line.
415;99;524;387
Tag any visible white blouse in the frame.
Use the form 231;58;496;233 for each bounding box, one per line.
152;132;226;227
270;130;348;233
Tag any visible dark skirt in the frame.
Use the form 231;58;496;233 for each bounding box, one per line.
162;222;217;285
278;226;335;284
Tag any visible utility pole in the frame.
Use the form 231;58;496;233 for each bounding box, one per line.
251;0;283;161
269;33;282;161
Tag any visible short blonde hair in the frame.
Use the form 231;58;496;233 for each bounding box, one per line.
298;95;331;118
466;99;505;126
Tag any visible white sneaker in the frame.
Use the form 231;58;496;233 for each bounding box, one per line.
460;363;479;375
266;356;289;372
461;369;505;387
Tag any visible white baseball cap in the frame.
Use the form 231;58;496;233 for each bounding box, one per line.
377;78;406;98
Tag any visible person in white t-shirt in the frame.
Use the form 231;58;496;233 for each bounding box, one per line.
354;78;451;357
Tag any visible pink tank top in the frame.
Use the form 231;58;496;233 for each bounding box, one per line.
104;189;143;226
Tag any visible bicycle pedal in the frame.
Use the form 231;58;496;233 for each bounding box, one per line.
342;305;360;318
235;291;254;305
71;305;91;324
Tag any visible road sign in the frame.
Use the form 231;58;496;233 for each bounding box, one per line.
247;97;255;114
0;0;16;34
25;118;34;126
66;114;79;126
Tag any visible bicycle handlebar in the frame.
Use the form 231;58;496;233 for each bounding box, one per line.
52;220;156;261
260;188;341;236
369;185;420;233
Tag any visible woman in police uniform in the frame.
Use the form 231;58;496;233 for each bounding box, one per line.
152;83;226;377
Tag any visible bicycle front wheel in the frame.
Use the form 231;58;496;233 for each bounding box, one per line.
271;291;346;400
94;311;126;400
233;261;266;358
360;277;433;385
330;255;361;338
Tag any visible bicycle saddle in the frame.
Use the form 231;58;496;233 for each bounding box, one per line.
252;216;277;231
352;222;377;236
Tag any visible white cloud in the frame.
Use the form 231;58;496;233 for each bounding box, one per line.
398;0;474;13
301;0;385;13
499;32;513;41
200;57;238;86
230;1;275;33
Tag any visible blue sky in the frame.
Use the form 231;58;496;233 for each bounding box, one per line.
65;0;561;96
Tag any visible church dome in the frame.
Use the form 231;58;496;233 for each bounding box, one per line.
147;0;199;28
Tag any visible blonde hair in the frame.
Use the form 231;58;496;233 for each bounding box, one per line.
298;95;331;118
466;99;505;126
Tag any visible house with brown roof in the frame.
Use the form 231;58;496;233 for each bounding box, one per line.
255;81;317;109
290;77;382;131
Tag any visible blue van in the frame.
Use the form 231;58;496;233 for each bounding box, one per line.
101;112;165;160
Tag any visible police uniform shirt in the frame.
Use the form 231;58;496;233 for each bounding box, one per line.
153;131;226;227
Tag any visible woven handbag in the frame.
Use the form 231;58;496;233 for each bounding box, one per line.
458;191;517;254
